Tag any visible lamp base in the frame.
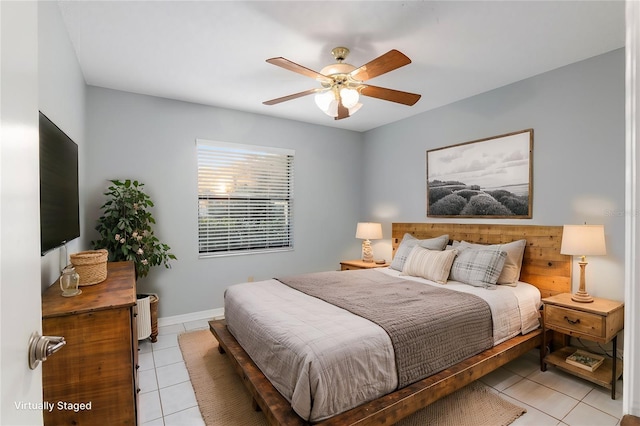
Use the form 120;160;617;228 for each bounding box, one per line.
361;239;374;263
572;260;594;303
571;291;594;303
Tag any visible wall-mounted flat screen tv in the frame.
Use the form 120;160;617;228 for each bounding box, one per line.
39;111;80;255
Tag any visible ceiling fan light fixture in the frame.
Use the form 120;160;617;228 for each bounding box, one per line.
325;99;339;117
314;90;335;112
315;89;362;117
340;88;359;109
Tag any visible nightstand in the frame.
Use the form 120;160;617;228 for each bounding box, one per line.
541;293;624;399
340;259;389;271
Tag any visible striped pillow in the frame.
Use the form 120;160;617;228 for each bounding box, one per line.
401;246;457;284
450;248;507;288
390;233;449;271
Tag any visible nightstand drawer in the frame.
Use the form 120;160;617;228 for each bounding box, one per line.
340;260;389;271
341;264;359;271
545;304;604;339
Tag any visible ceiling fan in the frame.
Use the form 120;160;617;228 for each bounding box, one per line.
263;47;421;120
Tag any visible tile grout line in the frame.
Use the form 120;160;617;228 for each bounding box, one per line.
500;372;621;424
150;341;166;425
154;323;202;425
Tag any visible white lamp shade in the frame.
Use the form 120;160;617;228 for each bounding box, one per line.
340;88;359;108
355;222;383;240
560;224;606;256
325;99;339;117
314;90;334;112
315;90;362;118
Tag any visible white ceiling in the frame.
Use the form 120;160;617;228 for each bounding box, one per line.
57;1;625;133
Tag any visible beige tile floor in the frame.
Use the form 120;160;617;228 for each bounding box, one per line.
139;322;623;426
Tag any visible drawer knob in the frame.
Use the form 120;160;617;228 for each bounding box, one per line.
564;316;581;325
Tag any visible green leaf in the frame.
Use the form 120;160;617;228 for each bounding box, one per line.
95;178;176;276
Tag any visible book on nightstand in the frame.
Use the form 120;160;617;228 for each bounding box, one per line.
565;349;605;372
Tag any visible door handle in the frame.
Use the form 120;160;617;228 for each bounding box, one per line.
28;331;66;370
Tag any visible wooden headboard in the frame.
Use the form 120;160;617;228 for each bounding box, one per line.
391;223;571;298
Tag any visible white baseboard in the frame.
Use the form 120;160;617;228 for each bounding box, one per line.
158;307;225;327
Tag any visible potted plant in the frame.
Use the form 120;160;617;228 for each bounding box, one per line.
92;179;176;278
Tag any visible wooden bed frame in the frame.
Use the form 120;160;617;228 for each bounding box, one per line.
209;223;571;425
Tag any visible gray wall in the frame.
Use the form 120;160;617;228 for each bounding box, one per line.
38;1;87;289
84;49;625;317
85;88;365;317
363;49;625;302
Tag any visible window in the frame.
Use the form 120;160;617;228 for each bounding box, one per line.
197;140;294;256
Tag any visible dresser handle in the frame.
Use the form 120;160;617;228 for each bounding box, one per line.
564;316;580;325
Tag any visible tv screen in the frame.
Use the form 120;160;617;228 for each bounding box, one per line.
39;112;80;255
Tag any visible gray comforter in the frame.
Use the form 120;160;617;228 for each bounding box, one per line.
224;268;540;421
276;269;493;387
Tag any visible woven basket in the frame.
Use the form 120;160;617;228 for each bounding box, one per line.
70;249;108;286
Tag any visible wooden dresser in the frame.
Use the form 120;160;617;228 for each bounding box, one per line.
42;261;139;425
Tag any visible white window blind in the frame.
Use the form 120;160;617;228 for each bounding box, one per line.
197;140;294;256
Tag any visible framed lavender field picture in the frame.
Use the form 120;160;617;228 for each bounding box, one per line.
427;129;533;218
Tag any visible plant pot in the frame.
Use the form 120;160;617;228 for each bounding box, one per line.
136;293;159;342
136;294;152;341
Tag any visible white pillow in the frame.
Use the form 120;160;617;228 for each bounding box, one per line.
401;246;457;284
390;233;449;271
449;248;507;288
456;239;526;285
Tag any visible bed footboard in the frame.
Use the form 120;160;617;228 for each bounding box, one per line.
209;319;542;426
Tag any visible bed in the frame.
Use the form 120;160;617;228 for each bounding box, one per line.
209;223;572;425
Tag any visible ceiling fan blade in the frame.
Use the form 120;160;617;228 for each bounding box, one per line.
263;88;319;105
349;50;412;82
359;84;421;106
335;103;350;120
266;57;331;83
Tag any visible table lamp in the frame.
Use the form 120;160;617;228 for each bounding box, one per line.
355;222;383;263
560;224;606;303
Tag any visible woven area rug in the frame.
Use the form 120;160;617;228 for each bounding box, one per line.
178;329;526;426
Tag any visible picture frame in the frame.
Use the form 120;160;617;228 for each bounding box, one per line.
426;129;533;218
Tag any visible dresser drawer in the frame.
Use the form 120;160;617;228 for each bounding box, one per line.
545;304;604;339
